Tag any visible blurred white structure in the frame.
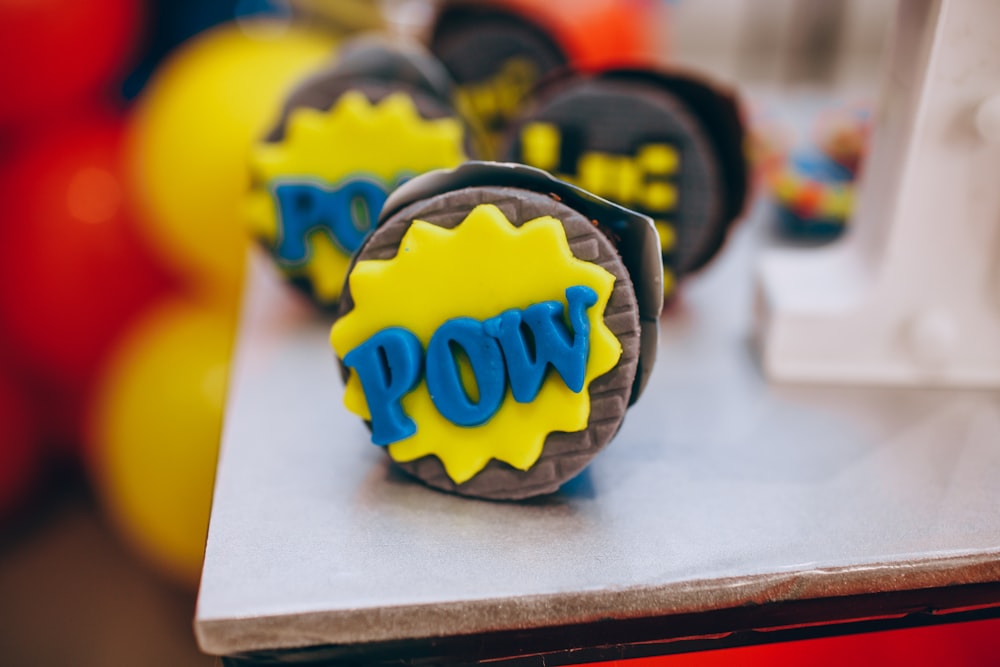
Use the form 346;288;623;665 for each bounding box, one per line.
756;0;1000;387
669;0;893;88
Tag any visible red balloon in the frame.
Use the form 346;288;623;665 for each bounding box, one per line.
0;112;176;420
0;0;141;126
0;365;41;520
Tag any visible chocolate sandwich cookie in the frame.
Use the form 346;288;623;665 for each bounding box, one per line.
431;2;569;155
247;36;474;308
330;162;661;500
501;70;748;297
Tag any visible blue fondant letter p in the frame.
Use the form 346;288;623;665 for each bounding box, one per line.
342;327;423;446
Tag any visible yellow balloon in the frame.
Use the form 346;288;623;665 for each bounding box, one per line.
128;21;338;301
88;298;234;587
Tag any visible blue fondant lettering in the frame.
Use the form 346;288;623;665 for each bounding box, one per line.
347;287;600;444
273;178;388;263
425;318;506;427
483;285;596;403
342;327;423;446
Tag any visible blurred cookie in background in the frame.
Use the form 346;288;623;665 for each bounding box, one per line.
430;0;664;156
503;69;748;299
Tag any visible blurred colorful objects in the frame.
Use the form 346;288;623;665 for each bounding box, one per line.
770;149;854;237
87;299;234;587
762;103;870;238
431;0;665;153
94;18;339;583
127;21;338;304
0;114;174;404
744;101;791;189
470;0;664;71
0;0;141;127
815;104;871;175
0;1;344;587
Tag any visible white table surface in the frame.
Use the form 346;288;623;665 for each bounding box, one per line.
196;197;1000;656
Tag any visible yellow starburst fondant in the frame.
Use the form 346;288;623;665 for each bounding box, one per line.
246;90;468;303
329;204;622;484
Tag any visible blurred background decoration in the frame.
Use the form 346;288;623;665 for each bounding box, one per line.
0;1;342;663
88;298;236;587
0;0;994;665
126;19;338;308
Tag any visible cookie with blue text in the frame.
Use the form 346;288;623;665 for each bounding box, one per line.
331;162;662;499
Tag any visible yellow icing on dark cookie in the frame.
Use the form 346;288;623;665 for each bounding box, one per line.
519;121;682;296
247;91;467;304
329;204;622;484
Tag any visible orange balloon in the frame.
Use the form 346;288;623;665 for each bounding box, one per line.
492;0;665;70
88;298;234;586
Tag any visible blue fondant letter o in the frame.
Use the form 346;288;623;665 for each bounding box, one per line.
425;318;506;427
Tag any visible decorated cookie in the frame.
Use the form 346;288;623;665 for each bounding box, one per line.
431;2;569;154
430;0;662;155
247;37;473;308
501;70;748;298
330;162;661;500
